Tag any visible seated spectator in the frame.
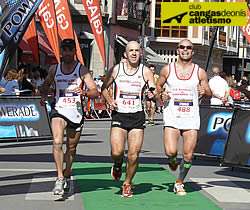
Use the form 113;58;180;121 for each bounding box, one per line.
0;69;19;95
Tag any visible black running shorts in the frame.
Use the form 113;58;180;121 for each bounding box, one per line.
50;109;84;132
111;111;145;131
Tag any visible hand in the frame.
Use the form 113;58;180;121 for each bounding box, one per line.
40;97;47;106
74;87;87;96
161;90;171;102
109;101;118;111
147;90;154;99
198;84;205;97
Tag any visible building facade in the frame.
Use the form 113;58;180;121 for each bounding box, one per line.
68;0;248;81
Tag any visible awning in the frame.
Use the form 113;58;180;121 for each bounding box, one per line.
115;35;167;74
19;31;57;65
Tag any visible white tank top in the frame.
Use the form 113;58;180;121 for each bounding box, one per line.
163;62;200;129
54;62;84;124
113;63;146;113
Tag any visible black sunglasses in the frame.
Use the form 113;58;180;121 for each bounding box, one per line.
178;45;193;50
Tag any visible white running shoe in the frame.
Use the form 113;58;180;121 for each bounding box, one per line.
174;182;187;196
52;178;65;195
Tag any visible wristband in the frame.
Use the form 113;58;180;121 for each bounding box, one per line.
82;90;87;97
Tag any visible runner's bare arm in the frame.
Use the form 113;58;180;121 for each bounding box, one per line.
156;65;170;101
78;65;98;99
199;68;212;99
40;65;56;105
101;65;119;109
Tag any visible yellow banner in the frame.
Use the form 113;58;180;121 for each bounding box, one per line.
161;2;247;26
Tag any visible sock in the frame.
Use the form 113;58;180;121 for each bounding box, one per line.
178;159;192;182
168;155;177;164
114;158;123;167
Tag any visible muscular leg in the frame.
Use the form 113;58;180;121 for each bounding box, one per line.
178;129;197;182
150;101;156;120
164;127;181;158
145;100;151;120
51;118;67;178
110;127;127;164
64;128;81;177
124;129;144;184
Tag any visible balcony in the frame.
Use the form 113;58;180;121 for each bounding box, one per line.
209;28;226;47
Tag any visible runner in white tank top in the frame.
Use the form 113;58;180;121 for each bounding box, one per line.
156;39;212;196
163;62;200;130
101;41;156;197
113;62;145;113
40;38;98;195
54;62;84;124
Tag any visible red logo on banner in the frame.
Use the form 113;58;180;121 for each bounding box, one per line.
81;0;106;66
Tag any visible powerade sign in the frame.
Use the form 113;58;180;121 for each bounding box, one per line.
207;113;232;137
0;0;42;53
0;103;40;122
195;107;233;157
161;2;247;26
0;97;52;140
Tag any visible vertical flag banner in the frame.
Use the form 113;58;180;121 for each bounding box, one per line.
54;0;84;64
24;18;39;64
74;30;84;65
37;0;60;62
0;0;42;78
81;0;106;66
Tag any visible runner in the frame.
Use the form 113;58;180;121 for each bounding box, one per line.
40;38;98;195
101;41;156;197
156;39;212;196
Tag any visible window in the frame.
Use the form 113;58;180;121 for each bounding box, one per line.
154;0;188;38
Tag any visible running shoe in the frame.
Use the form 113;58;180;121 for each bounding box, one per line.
174;182;187;196
63;177;71;194
168;157;178;171
150;120;155;126
122;183;133;198
52;178;65;195
111;163;122;181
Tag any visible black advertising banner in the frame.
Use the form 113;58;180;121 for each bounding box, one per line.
223;109;250;167
0;96;52;140
195;106;234;156
0;0;42;78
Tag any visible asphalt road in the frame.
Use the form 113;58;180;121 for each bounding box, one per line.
0;113;249;210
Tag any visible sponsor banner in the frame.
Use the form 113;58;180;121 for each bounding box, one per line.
161;2;247;26
81;0;105;66
195;106;233;156
37;0;60;62
0;0;42;79
0;0;42;53
0;97;52;140
53;0;84;64
223;109;250;167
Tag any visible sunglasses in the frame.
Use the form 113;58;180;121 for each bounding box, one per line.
178;45;193;50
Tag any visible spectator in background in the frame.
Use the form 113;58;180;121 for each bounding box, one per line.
19;68;34;96
94;75;103;93
0;69;19;95
209;66;229;105
236;79;250;101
